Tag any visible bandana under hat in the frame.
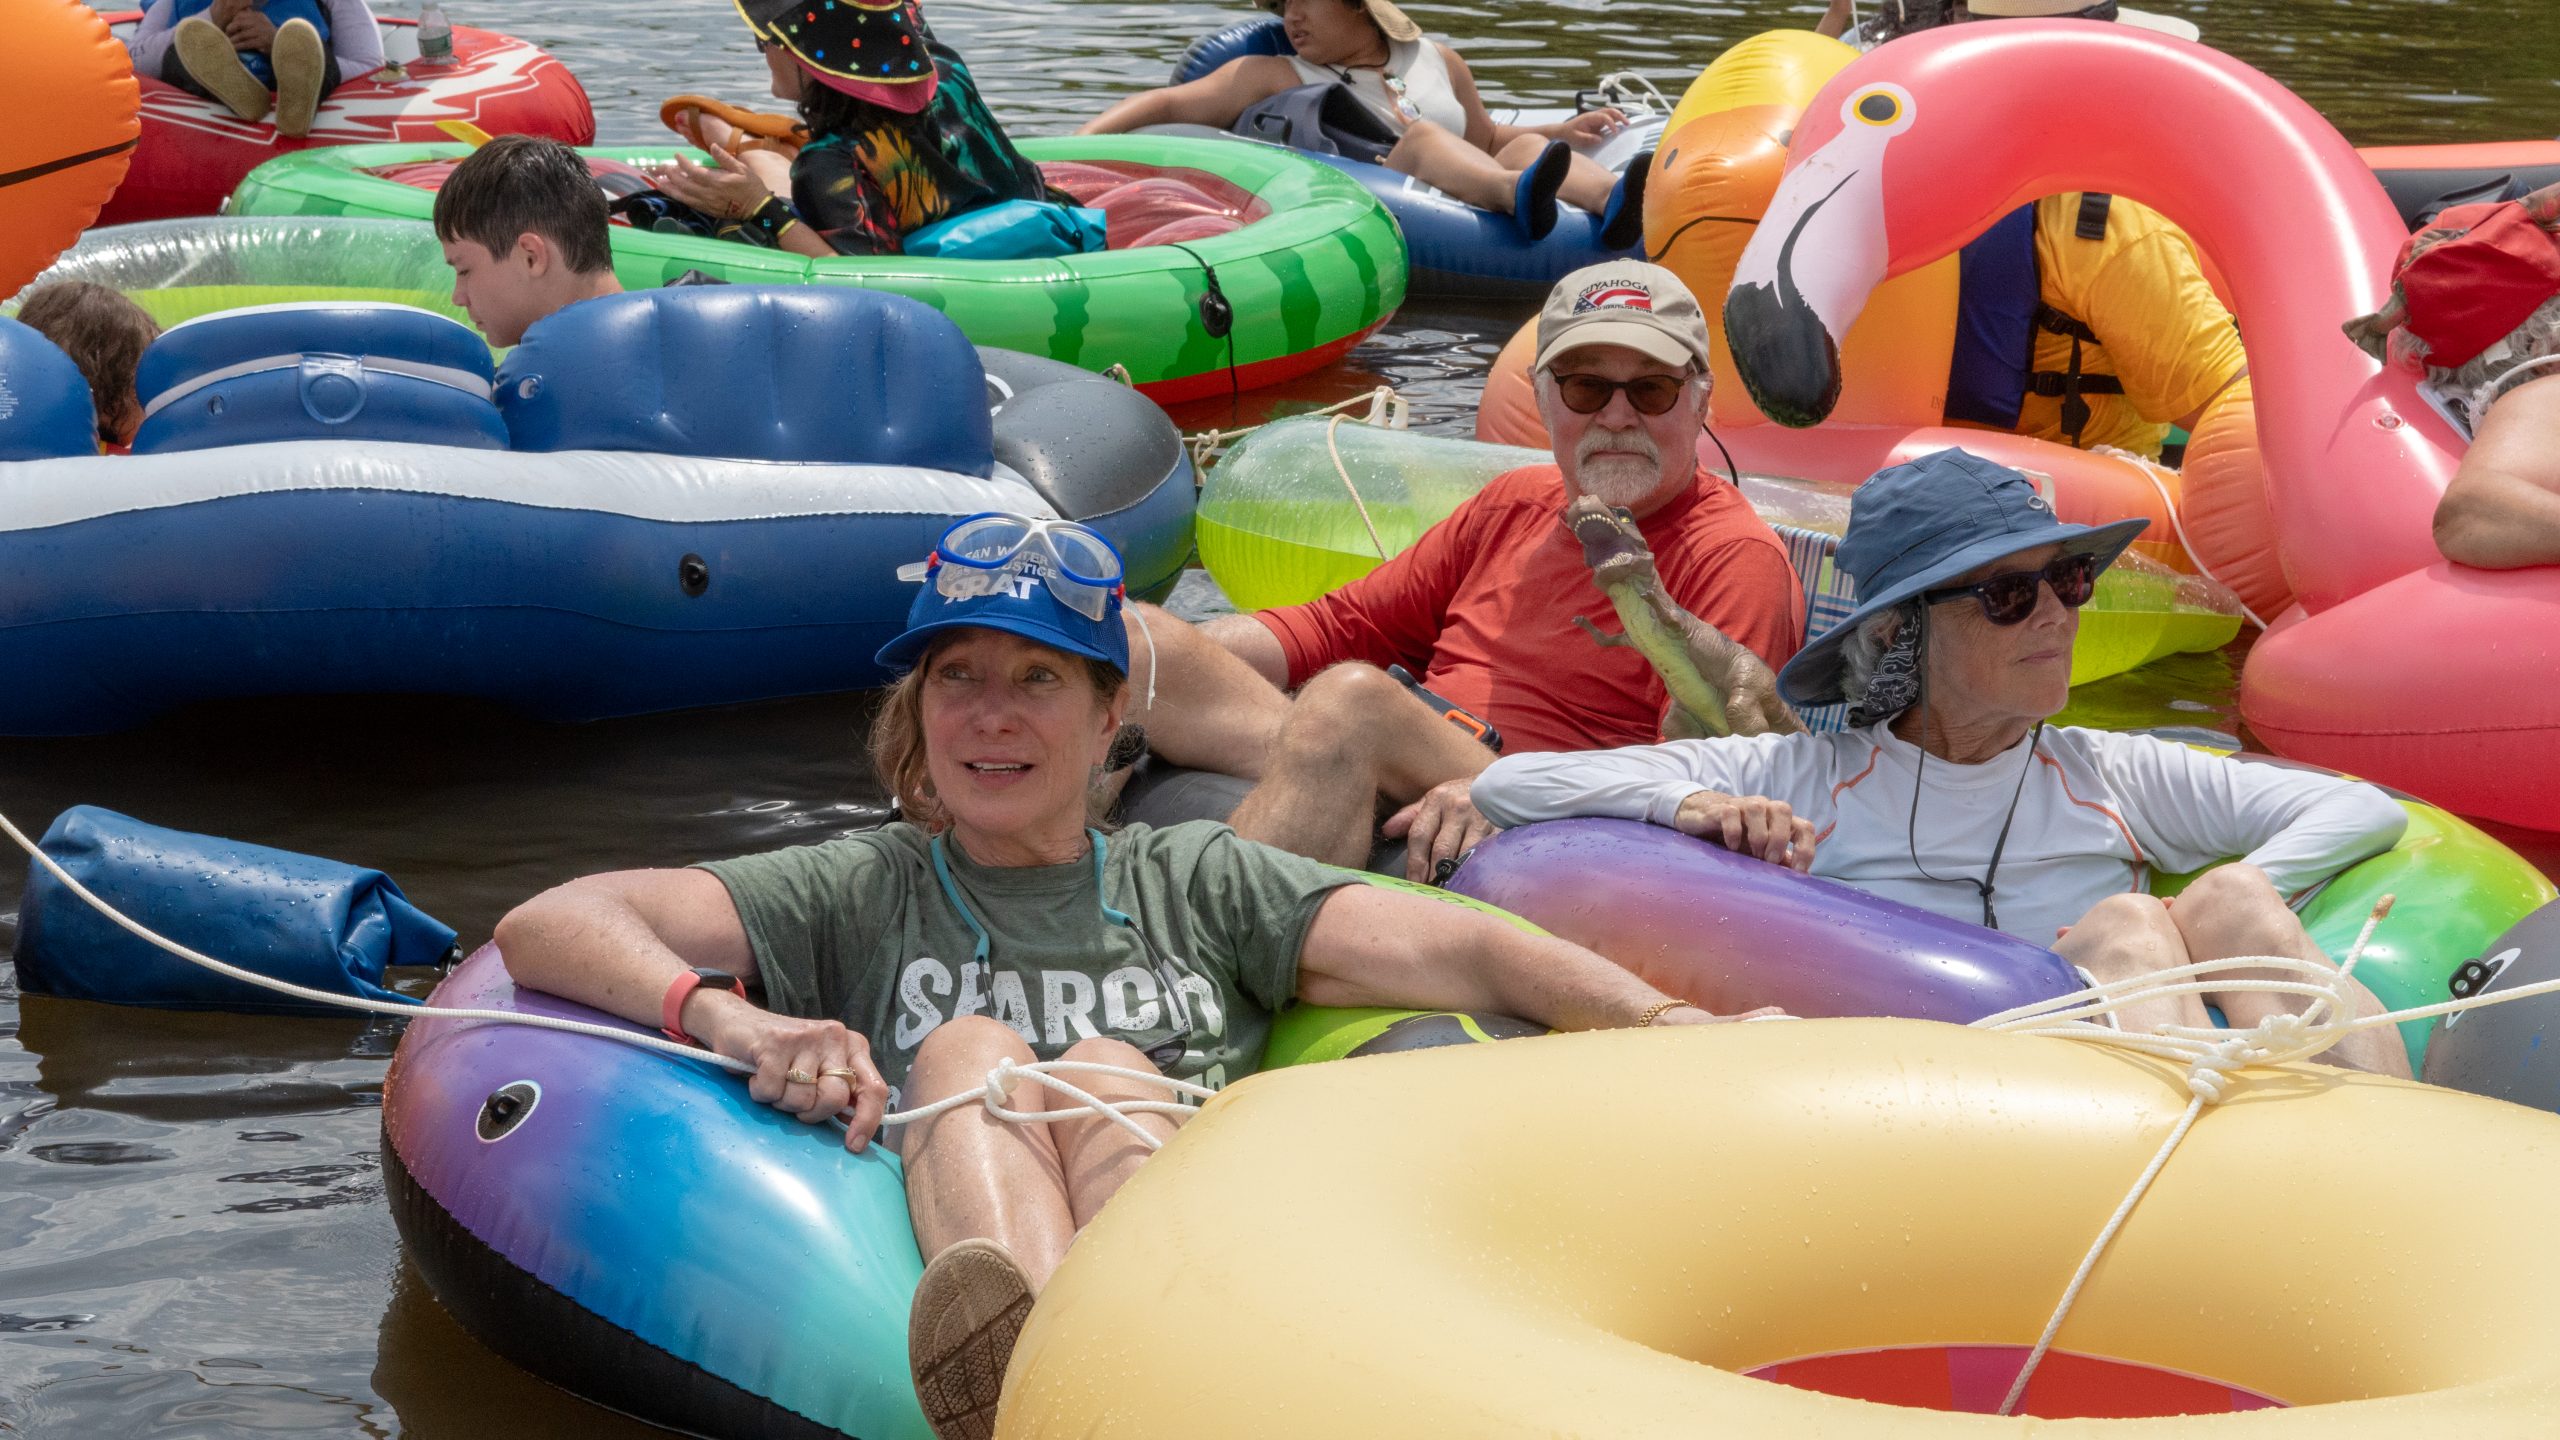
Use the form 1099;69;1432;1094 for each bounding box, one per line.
2345;182;2560;372
739;0;941;113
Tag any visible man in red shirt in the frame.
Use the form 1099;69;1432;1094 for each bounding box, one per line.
1125;261;1805;877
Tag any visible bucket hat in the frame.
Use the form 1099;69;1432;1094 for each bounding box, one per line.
739;0;941;113
1775;449;2147;707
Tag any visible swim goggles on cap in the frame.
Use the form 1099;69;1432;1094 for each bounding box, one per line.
896;514;1127;622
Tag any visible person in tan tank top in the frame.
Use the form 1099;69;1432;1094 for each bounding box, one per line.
1080;0;1647;244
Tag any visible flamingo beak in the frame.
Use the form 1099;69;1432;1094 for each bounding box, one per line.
1722;91;1906;428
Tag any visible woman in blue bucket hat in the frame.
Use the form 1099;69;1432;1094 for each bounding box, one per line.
1469;448;2411;1078
496;513;1781;1439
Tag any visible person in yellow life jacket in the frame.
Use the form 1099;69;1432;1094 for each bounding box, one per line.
1816;0;2248;461
1954;188;2248;459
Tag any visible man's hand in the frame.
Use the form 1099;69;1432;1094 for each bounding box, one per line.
1671;789;1815;871
1384;777;1496;884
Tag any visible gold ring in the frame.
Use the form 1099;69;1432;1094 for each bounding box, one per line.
784;1068;818;1085
819;1066;863;1082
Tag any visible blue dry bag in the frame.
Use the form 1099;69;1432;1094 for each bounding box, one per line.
13;806;453;1014
901;200;1108;261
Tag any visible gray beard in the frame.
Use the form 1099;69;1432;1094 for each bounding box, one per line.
1575;430;1664;509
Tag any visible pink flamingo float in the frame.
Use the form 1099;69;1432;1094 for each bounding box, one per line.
1724;21;2560;830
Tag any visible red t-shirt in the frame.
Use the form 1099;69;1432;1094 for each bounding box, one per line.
1253;465;1805;754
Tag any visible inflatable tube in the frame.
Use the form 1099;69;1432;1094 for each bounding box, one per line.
100;12;595;225
2;1;141;303
384;946;934;1440
1012;1021;2560;1434
0;319;104;461
2361;140;2560;228
14;216;472;329
2420;897;2560;1112
1198;416;2242;693
1159;18;1661;299
2240;564;2560;830
1448;818;2083;1023
226;136;1405;404
0;295;1194;733
133;300;508;453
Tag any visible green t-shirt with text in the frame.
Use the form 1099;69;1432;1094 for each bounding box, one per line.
698;820;1357;1107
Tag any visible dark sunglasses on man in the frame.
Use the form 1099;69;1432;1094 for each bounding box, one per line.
1922;551;2103;626
1549;370;1692;416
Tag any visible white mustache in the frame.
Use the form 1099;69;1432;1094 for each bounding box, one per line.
1575;428;1660;467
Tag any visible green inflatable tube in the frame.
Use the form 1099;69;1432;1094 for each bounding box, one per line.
1265;874;1552;1070
1198;416;2245;690
2155;797;2555;1071
226;136;1406;404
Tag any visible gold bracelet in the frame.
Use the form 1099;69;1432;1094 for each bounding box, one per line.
1636;999;1689;1027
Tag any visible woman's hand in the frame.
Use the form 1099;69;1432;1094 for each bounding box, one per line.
694;994;893;1151
1671;789;1816;871
644;145;778;221
1384;777;1496;883
1552;107;1628;147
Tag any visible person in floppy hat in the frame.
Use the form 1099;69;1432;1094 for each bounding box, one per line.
1116;261;1803;881
642;0;1051;256
496;512;1781;1440
2346;180;2560;569
1820;0;2200;44
1472;447;2412;1078
1078;0;1652;247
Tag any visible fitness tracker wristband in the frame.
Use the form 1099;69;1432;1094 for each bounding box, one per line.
661;966;746;1046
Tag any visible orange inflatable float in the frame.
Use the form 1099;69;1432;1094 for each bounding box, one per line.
2;0;141;302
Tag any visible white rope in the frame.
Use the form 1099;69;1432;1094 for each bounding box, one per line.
0;803;1208;1144
1590;70;1671;117
1182;384;1406;472
1966;896;2560;1414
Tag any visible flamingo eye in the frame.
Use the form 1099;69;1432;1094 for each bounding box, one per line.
1853;90;1903;126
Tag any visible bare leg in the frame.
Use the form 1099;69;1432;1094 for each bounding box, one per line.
1226;662;1493;867
1388;121;1532;213
900;1017;1079;1287
2054;892;2218;1039
1121;604;1292;780
2169;864;2410;1078
1041;1036;1184;1231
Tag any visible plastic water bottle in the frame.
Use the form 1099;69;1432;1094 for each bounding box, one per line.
417;2;454;65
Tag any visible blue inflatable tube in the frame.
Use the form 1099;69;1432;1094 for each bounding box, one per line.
1166;18;1664;299
0;317;102;460
0;292;1194;733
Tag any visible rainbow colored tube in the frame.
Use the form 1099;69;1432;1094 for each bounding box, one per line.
383;947;932;1440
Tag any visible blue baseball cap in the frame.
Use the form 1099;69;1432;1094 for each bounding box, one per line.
1776;449;2148;707
874;520;1132;675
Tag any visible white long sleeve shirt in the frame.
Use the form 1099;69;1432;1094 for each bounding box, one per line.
1471;724;2408;945
128;0;389;86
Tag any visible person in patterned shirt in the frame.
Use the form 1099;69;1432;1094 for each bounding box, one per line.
643;0;1052;257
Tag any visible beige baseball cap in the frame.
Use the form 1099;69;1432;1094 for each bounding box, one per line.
1533;261;1715;374
1964;0;2202;43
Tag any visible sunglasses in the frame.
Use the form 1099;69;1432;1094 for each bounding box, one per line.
1921;551;2103;626
1550;371;1692;416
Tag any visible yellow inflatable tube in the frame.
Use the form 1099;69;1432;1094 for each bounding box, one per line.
1006;1021;2560;1435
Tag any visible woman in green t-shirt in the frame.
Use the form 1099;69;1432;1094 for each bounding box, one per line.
496;514;1778;1440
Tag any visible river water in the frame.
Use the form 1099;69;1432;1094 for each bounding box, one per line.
5;0;2556;1434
